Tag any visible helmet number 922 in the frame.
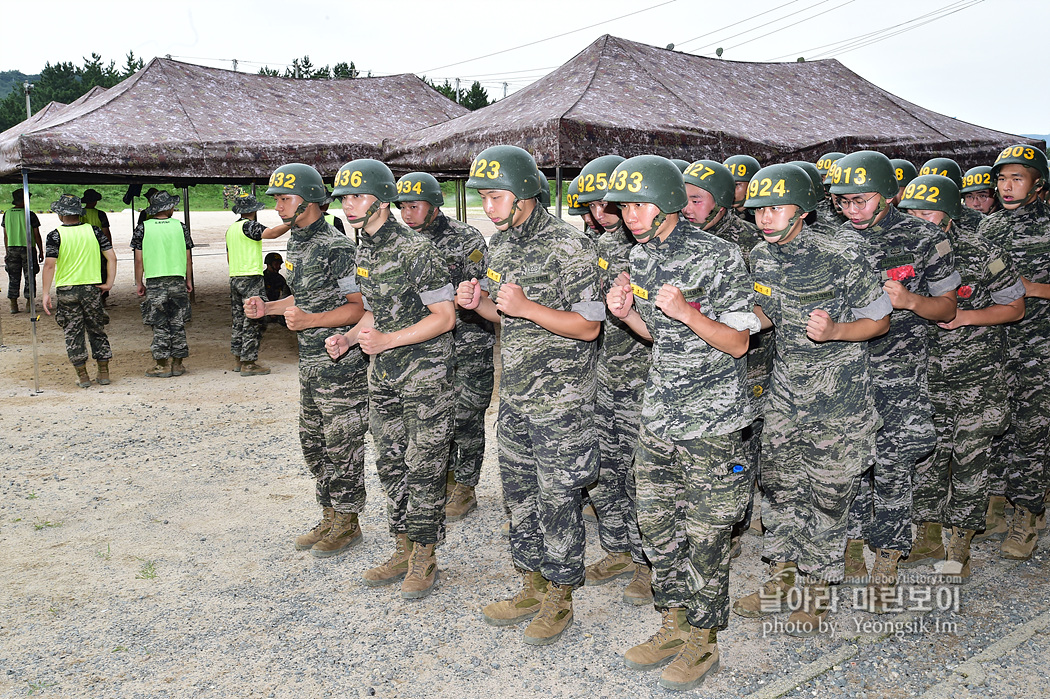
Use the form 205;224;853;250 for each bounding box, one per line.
747;178;787;198
269;172;297;189
334;170;364;188
903;183;939;203
609;170;644;193
470;159;502;179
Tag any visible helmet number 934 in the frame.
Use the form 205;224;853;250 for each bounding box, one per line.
269;172;297;189
609;170;644;193
747;178;787;198
334;170;364;188
470;159;502;179
397;179;424;195
903;183;939;203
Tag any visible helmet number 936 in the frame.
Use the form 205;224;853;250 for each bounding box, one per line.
609;170;644;193
903;183;939;203
470;159;502;179
269;172;297;189
334;170;364;188
747;178;787;198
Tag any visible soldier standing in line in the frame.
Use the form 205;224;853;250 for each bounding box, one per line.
724;154;761;225
457;145;603;646
828;151;959;613
224;194;289;376
814;152;846;227
962;166;1001;216
79;189;112;306
574;154;654;605
40;194;117;388
566;175;603;239
889;159;917;207
3;189;43;314
978;145;1050;560
244;163;369;560
325;159;455;600
919;157;986;233
731;164;890;636
132;191;195;378
392;171;495;523
898;175;1024;577
605;155;759;691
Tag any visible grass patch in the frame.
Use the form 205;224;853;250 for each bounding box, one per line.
26;680;57;695
135;559;157;580
33;520;60;530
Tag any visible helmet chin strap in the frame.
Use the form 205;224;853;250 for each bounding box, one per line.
631;211;667;242
851;196;888;229
761;209;802;242
700;206;725;229
282;202;308;228
347;200;381;228
492;197;522;229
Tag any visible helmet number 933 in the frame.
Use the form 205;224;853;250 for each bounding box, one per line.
747;178;787;198
470;159;502;179
609;170;643;193
269;172;297;189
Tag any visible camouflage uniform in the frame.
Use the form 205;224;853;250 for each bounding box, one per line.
843;207;960;553
591;222;650;564
286;217;369;515
45;225;113;365
914;226;1022;530
482;206;604;585
979;199;1050;515
630;219;757;630
131;220;194;360
227;218;268;362
357;217;455;546
417;211;495;488
751;227;889;580
3;208;40;300
814;198;847;228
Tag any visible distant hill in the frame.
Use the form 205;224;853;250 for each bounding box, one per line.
0;70;41;100
1022;134;1049;145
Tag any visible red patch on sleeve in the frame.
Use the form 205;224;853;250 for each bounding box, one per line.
957;285;973;299
688;301;704;311
886;264;916;282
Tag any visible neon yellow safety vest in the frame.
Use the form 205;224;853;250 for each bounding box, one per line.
81;208;103;229
54;224;102;287
4;207;28;247
226;219;263;277
142;218;187;279
324;213;335;227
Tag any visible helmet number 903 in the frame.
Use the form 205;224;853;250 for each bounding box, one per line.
609;170;644;193
999;146;1037;161
747;178;788;198
470;159;502;179
334;170;364;188
684;163;715;180
269;172;297;189
903;183;939;203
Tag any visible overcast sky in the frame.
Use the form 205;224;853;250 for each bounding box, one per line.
6;0;1046;137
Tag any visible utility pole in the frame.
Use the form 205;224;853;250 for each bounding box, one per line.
232;59;238;72
455;78;461;104
23;82;32;119
503;82;508;99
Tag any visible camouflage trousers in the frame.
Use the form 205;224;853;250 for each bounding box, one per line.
846;392;936;554
738;332;774;535
999;349;1050;514
499;401;599;586
761;411;877;581
370;373;454;545
448;347;494;487
635;426;753;630
229;275;265;361
141;276;191;360
53;285;111;366
590;369;647;564
5;247;38;299
299;362;369;513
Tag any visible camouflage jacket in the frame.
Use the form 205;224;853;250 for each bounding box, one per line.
751;226;891;422
630;219;757;440
482;206;604;414
417;211;495;353
815;198;847;228
286;217;365;372
596;223;651;388
356;216;454;390
708;209;762;268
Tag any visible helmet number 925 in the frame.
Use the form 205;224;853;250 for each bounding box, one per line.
334;170;364;188
609;170;643;193
581;172;608;193
903;183;939;203
269;172;297;189
747;178;787;198
470;159;502;179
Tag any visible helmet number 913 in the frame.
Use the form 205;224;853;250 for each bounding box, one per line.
829;165;867;185
269;172;297;189
470;159;502;179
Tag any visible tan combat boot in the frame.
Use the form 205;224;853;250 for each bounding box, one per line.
786;579;831;637
623;564;654;606
170;357;186;376
294;507;334;550
9;298;18;314
659;626;720;691
842;539;868;587
974;495;1009;541
145;358;172;378
445;483;477;522
867;548;902;614
523;581;574;646
483;570;547;626
584;551;635;586
401;542;438;599
310;511;362;558
624;607;690;670
936;527;974;580
362;534;412;587
733;561;796;618
1000;506;1039;560
74;364;92;388
239;361;270;376
232;354;242;372
96;361;111;385
902;522;945;568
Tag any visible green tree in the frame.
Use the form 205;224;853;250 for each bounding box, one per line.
333;62;359;79
121;51;145;78
460;81;491;111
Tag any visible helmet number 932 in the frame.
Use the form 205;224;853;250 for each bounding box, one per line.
609;170;643;193
470;159;502;179
747;178;787;198
269;172;297;189
903;183;939;203
334;170;364;188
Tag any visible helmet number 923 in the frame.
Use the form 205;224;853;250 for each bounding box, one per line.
269;172;297;189
469;159;502;179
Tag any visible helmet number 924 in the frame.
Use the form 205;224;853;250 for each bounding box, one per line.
747;178;787;198
269;172;297;189
609;170;644;193
903;183;939;203
470;159;502;179
334;170;364;188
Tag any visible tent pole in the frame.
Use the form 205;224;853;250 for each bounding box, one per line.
454;179;463;223
22;171;41;394
555;166;562;219
460;178;467;223
183;186;194;304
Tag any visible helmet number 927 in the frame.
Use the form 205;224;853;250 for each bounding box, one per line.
269;172;297;189
684;163;715;180
747;178;788;198
470;158;502;179
609;170;644;193
903;183;939;203
335;170;364;188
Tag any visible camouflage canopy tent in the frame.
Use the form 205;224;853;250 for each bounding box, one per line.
0;58;468;185
384;34;1044;178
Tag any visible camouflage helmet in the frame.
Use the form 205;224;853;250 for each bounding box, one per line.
266;163;327;203
827;150;898;198
961;165;994;193
788;161;826;202
394;172;444;206
991;143;1050;183
536;171;551;207
51;193;85;216
576;155;626;204
145;190;180;216
566;176;589;215
816;151;845;179
745;164;820;212
890;159;918;189
724;154;761;183
604;155;687;214
670;159;690;173
466;145;542;199
682;160;736;209
919;157;963;188
898;174;962;222
332;159;397;202
232;194;266;215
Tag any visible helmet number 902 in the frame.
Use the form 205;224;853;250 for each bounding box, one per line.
609;170;644;193
470;159;502;179
963;173;991;188
903;183;939;203
269;172;297;189
747;178;788;198
334;170;364;188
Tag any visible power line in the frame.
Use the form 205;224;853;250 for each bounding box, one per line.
687;0;847;55
675;0;806;49
713;0;858;57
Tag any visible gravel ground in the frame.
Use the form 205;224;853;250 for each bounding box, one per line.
1;210;1047;698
